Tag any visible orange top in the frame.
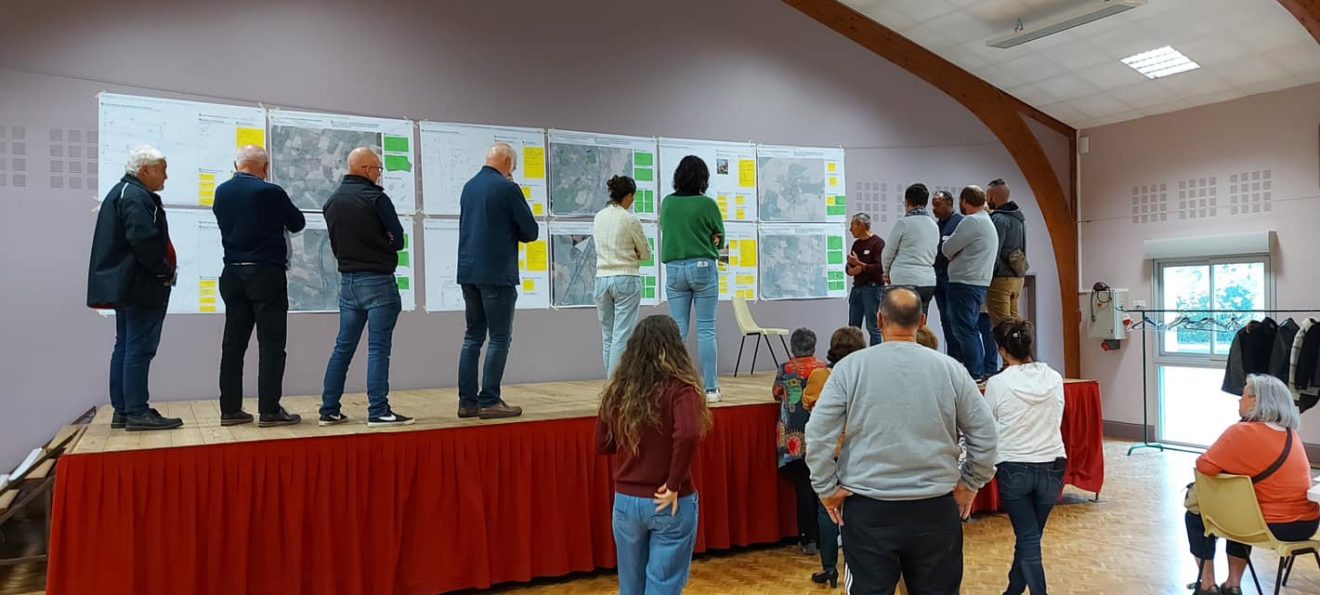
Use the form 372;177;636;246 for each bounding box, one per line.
1197;422;1320;524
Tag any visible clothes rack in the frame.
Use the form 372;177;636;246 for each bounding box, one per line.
1117;307;1320;456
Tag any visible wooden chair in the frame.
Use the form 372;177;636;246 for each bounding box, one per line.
731;296;789;375
1194;471;1320;594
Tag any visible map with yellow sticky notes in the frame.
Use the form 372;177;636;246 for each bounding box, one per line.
658;138;758;222
98;92;266;207
419;122;547;217
715;222;759;301
423;219;548;311
548;221;661;308
756;144;846;223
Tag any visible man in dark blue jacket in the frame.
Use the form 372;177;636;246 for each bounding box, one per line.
457;143;538;419
86;145;183;431
319;147;413;428
931;190;963;362
212;145;305;428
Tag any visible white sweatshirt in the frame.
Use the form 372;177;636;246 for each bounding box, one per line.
983;362;1066;464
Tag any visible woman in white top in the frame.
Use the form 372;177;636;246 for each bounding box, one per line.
880;183;939;312
593;175;651;377
983;320;1065;595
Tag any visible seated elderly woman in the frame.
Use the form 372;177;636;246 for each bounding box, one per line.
1186;374;1319;595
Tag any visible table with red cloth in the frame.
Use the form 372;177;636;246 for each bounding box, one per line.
46;404;798;595
970;379;1105;514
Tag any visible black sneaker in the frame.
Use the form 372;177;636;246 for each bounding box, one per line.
258;408;301;428
367;411;415;428
220;411;254;426
111;411;127;429
318;412;350;427
478;401;523;419
126;410;184;432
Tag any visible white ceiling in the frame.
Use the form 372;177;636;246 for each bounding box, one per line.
838;0;1320;129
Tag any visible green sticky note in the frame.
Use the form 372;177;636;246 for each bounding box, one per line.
402;234;410;249
635;152;653;166
397;252;410;267
397;277;411;290
642;255;653;266
645;276;656;287
383;136;410;153
384;155;412;172
828;205;846;217
828;236;844;250
644;287;656;299
836;195;846;205
635;167;654;182
827;251;844;265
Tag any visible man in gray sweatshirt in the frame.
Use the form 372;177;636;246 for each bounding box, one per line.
941;185;999;380
806;286;997;594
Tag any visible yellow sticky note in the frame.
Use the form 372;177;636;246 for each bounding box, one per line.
522;279;536;292
198;173;217;207
719;204;728;218
738;159;756;188
741;240;757;267
719;277;729;292
533;203;544;216
829;177;839;188
526;241;549;272
827;196;836;206
729;255;740;267
736;208;746;220
735;195;746;206
737;274;755;286
236;127;265;149
523;147;546;180
827;162;837;173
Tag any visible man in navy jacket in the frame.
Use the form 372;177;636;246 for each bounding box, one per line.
86;145;183;432
457;143;538;419
212;145;305;428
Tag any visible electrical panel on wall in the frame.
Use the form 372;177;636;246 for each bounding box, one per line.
1088;288;1129;340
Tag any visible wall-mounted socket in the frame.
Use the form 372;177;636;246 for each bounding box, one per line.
1132;299;1147;309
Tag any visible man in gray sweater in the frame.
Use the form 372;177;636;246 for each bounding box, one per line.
941;185;1000;381
806;286;997;594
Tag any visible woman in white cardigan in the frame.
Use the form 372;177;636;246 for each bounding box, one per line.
880;183;939;312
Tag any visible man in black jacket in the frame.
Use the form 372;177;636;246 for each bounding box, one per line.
987;179;1027;328
86;145;184;431
212;145;305;428
319;147;413;428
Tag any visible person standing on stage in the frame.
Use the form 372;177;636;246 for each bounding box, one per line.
942;185;999;382
593;175;650;378
881;183;939;313
987;179;1028;328
596;314;711;595
87;145;184;431
457;143;538;419
846;213;885;346
212;145;304;427
806;287;997;593
931;190;963;361
319;147;412;428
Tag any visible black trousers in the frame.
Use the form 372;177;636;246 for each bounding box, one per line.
219;265;289;415
780;459;820;546
842;493;963;595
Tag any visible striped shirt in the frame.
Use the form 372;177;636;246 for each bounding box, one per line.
593;204;650;277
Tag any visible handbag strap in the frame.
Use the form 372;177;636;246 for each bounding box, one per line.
1251;428;1294;484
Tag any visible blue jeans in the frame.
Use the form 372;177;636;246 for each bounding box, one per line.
459;284;518;409
997;460;1066;595
665;259;718;392
947;283;988;378
321;272;402;418
848;284;883;346
595;275;642;378
613;492;699;595
934;271;959;361
980;312;1000;375
109;305;167;416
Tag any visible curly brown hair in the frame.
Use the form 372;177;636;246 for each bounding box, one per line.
826;326;867;365
598;315;712;453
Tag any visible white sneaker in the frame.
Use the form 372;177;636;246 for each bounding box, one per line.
706;390;722;403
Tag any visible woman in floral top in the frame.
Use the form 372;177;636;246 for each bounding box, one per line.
773;327;829;556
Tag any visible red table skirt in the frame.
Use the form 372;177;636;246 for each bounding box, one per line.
47;404;796;595
971;380;1106;514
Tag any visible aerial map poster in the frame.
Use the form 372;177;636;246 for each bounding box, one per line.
755;145;846;223
268;110;416;215
757;223;848;301
547;130;658;219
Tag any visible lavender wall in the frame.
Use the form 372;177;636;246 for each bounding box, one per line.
1078;83;1320;443
0;0;1067;468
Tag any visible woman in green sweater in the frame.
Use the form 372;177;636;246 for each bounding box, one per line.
659;156;725;402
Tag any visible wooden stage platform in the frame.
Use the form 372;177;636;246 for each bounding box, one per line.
72;372;778;455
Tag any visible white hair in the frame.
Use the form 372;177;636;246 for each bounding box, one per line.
851;212;872;228
235;145;268;165
1244;374;1301;430
487;142;517;164
125;145;166;174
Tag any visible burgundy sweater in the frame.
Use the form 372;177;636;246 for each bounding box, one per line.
595;380;705;497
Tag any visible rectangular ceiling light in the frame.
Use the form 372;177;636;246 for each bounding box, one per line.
1122;45;1200;79
987;0;1145;49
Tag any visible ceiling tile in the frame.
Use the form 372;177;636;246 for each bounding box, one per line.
1084;25;1167;61
858;5;916;31
1234;19;1308;53
998;53;1067;84
973;63;1027;89
901;23;960;51
1035;73;1102;102
885;0;957;24
1140;99;1192;118
1036;101;1088;125
1174;36;1253;67
1069;93;1134;119
1214;55;1289;88
1107;81;1178;109
1262;42;1320;76
939;43;992;72
1039;40;1113;72
1075;61;1147;89
966;0;1031;27
1005;82;1060;107
1156;69;1228;97
922;9;999;42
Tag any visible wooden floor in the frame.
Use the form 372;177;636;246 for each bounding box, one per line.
71;372;780;455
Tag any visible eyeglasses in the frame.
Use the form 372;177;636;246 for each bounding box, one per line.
367;165;384;172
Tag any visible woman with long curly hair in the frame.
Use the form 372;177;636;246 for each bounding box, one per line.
596;314;713;594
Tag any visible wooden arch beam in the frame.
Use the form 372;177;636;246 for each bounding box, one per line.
783;0;1081;376
1278;0;1320;45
